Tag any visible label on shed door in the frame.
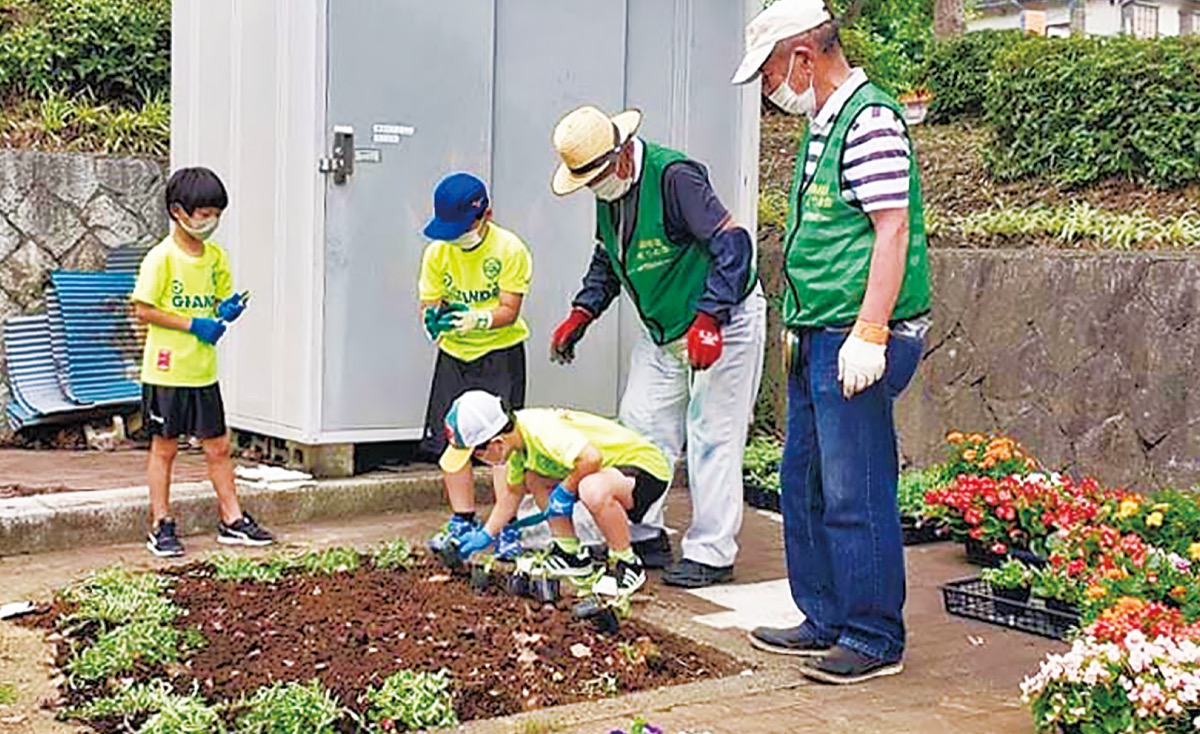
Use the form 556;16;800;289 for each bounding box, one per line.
373;123;415;137
372;133;401;144
354;148;382;163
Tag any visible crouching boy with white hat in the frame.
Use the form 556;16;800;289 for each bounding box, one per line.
438;390;672;595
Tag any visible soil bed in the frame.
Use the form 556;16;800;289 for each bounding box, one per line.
36;556;738;731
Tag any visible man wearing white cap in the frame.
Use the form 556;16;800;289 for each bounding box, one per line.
732;0;931;685
547;105;766;589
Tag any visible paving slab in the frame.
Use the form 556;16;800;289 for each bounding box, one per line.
0;493;1059;734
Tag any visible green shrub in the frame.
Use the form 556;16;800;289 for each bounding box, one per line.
58;566;178;630
0;0;170;103
743;434;783;494
65;680;224;733
66;621;181;683
372;539;415;571
922;30;1025;122
236;680;343;734
984;36;1200;189
362;669;458;731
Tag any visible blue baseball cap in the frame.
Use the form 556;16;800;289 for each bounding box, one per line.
423;172;490;240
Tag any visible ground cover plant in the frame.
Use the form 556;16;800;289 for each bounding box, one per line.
30;540;737;733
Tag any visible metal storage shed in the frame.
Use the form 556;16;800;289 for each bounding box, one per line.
171;0;761;456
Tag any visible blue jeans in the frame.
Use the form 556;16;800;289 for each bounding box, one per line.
780;324;925;662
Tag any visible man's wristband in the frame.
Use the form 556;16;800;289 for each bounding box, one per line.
851;319;890;346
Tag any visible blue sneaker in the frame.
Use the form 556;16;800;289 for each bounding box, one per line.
427;515;478;553
495;523;523;561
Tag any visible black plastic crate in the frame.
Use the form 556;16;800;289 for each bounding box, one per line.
744;482;780;513
941;576;1079;641
964;539;1048;568
901;516;951;546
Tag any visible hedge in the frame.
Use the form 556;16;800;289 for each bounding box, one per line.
983;36;1200;189
922;30;1025;122
0;0;170;103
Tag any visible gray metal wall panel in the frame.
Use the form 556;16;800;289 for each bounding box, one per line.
323;0;495;433
491;0;628;415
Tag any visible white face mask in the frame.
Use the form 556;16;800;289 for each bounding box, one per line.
590;170;633;202
768;55;816;118
176;212;220;241
448;225;484;249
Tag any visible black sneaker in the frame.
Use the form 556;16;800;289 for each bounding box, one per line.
606;557;646;595
217;513;274;547
631;530;674;570
147;519;185;558
748;625;833;657
542;541;597;578
661;558;733;588
802;646;904;685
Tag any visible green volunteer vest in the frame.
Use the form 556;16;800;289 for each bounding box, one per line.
595;143;719;345
782;82;931;328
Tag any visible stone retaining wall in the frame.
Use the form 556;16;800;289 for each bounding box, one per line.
758;246;1200;489
0;150;168;439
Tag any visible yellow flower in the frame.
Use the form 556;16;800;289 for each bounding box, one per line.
1146;511;1164;528
945;431;965;444
1188;542;1200;561
967;433;987;444
1086;584;1108;600
963;449;977;462
1117;498;1141;519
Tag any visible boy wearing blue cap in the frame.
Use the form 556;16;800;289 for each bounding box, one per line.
419;172;533;558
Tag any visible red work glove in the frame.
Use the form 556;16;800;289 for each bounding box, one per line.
687;312;723;371
550;306;595;364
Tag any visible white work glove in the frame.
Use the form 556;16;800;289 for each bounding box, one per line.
837;333;887;399
452;309;493;333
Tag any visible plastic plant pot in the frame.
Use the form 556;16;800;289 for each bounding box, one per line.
531;577;560;604
573;597;620;634
469;564;491;593
991;584;1031;617
504;571;530;597
440;543;464;571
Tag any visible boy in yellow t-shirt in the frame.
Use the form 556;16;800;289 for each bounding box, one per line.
419;173;533;559
131;166;271;557
439;390;672;595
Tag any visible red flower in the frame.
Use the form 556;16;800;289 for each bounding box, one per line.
990;542;1009;556
1067;559;1086;577
997;505;1016;522
969;527;985;540
964;508;983;526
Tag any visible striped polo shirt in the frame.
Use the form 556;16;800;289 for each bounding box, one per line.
800;68;912;213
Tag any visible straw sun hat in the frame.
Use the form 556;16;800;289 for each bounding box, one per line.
551;106;642;196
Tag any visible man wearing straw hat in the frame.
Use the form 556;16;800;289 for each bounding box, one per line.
731;0;931;684
547;106;766;589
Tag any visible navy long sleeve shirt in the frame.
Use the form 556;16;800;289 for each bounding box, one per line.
571;159;755;326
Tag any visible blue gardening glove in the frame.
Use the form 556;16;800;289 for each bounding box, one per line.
216;292;248;322
457;527;495;559
189;317;226;346
546;484;577;519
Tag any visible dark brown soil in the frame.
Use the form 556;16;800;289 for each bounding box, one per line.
43;557;737;731
758;111;1200;251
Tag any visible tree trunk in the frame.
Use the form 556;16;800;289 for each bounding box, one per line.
934;0;967;39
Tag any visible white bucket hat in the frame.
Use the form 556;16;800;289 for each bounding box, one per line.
731;0;833;85
551;105;642;196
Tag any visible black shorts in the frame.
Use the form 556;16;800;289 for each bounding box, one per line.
421;343;527;457
142;383;227;440
615;466;669;523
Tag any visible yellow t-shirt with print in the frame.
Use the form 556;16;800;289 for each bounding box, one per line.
132;236;234;387
506;409;672;487
418;222;532;363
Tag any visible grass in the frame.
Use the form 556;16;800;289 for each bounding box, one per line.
0;683;15;705
66;621;181;683
235;679;342;734
950;202;1200;249
757;188;789;231
0;88;169;156
372;538;415;571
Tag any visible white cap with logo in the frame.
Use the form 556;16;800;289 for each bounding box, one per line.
439;390;510;473
731;0;833;86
